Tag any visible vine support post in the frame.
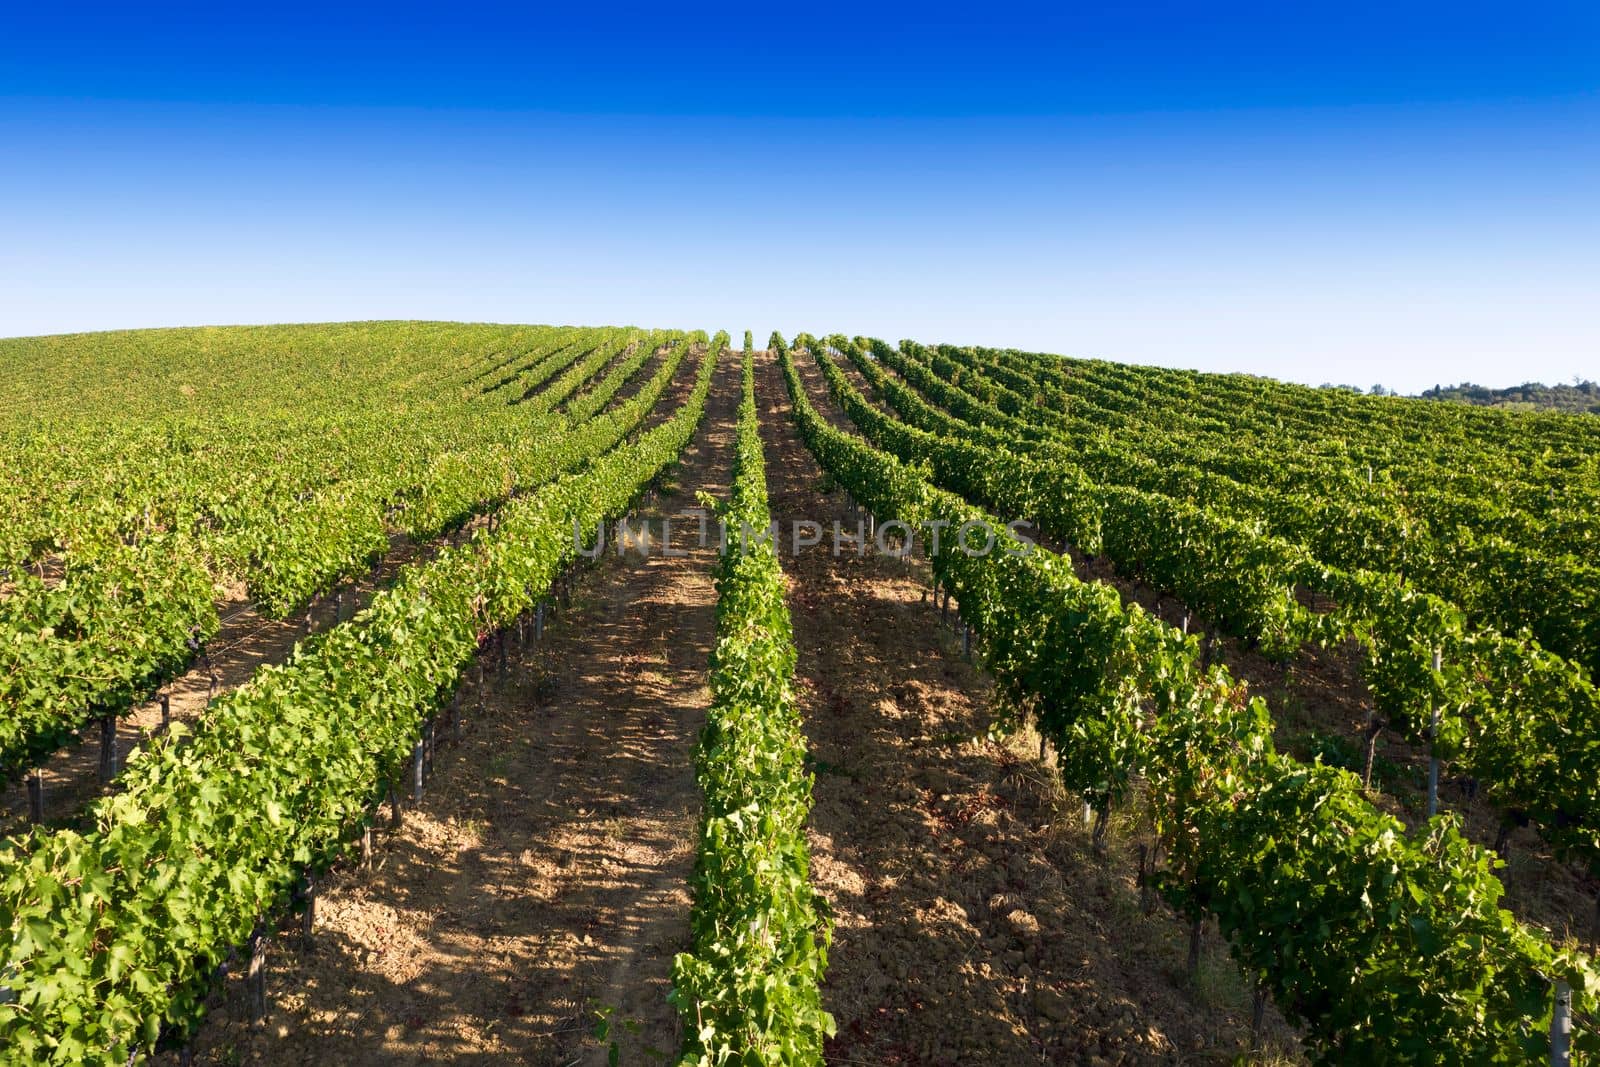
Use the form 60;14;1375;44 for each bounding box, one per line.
98;715;118;781
536;602;545;642
1186;918;1203;979
1550;979;1571;1067
27;771;43;825
300;872;317;949
160;693;171;732
388;785;402;828
247;923;267;1023
1427;648;1442;819
1361;713;1382;791
411;740;425;802
962;623;971;660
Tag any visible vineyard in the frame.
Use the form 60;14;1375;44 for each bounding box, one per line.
0;322;1595;1064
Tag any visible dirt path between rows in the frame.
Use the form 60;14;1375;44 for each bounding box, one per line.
761;348;1283;1064
174;349;736;1066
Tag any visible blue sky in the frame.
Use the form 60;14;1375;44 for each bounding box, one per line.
2;3;1597;391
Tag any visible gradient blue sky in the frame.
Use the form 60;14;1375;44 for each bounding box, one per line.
3;3;1597;391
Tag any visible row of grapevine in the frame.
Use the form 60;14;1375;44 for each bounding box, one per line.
831;337;1600;874
1006;340;1600;489
563;329;669;424
670;347;833;1065
520;329;639;412
905;339;1600;676
773;333;1596;1063
0;337;723;1065
962;337;1600;502
0;327;595;771
0;330;680;785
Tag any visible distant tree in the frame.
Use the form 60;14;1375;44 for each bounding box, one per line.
1418;380;1600;414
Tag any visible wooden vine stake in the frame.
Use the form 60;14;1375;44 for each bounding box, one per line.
1550;979;1571;1067
247;923;267;1023
300;871;317;950
160;693;171;732
535;602;545;641
204;646;218;706
411;740;425;802
1187;918;1203;979
1426;648;1442;819
1361;711;1383;791
27;771;44;825
98;716;118;781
